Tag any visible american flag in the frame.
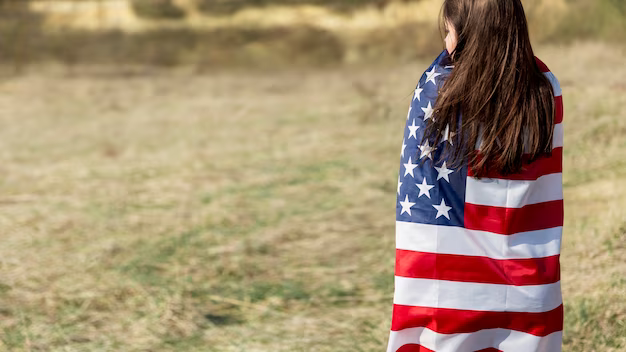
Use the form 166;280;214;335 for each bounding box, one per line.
387;49;564;352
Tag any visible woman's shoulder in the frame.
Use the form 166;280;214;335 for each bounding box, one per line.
533;56;564;151
534;56;551;73
534;56;562;97
415;50;454;89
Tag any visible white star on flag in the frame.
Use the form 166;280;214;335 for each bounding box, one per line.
397;175;402;195
413;85;423;102
407;106;412;121
416;178;434;199
432;198;452;220
434;161;454;183
401;138;407;158
418;140;434;160
399;194;416;216
425;66;442;86
408;118;420;139
422;102;434;122
441;123;455;145
403;157;418;177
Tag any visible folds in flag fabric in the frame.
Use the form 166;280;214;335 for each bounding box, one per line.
387;49;564;352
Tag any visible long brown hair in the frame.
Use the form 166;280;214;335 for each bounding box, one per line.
421;0;556;178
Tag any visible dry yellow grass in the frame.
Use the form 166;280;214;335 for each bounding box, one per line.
0;41;624;351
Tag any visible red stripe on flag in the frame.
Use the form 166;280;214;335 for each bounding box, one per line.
554;95;563;124
397;345;435;352
464;199;564;235
391;304;564;336
467;147;562;181
395;250;560;286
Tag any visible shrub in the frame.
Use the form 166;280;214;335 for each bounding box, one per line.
0;25;345;70
546;0;626;43
197;0;390;15
131;0;187;20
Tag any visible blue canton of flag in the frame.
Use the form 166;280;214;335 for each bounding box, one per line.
396;49;467;227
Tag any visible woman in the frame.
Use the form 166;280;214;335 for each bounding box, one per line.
387;0;564;351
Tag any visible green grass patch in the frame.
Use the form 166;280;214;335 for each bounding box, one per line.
564;296;626;350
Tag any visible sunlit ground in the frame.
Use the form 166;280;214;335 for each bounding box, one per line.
0;41;624;351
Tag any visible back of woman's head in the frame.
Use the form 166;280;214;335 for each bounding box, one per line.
423;0;556;178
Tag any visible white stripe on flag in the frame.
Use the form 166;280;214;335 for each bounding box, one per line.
393;276;562;313
543;71;562;96
465;172;563;208
396;221;562;260
553;122;564;148
522;122;563;154
387;327;562;352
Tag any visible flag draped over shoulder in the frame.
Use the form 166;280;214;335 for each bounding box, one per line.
387;49;565;352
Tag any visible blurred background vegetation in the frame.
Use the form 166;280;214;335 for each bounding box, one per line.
0;0;624;72
0;1;624;351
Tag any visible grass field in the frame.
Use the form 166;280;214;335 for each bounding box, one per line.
0;41;625;351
